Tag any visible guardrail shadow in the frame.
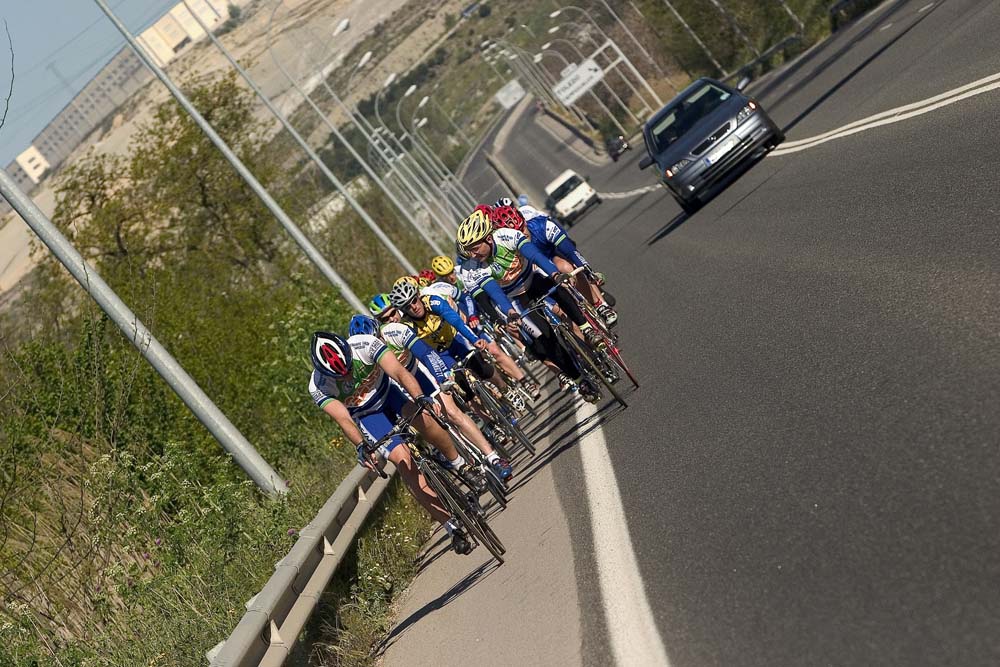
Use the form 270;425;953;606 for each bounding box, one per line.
375;558;500;656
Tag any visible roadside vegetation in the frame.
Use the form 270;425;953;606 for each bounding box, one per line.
0;71;426;666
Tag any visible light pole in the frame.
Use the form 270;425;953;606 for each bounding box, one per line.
660;0;726;76
374;76;460;227
264;10;445;255
397;93;473;213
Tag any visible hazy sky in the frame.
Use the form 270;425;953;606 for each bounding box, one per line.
0;0;182;166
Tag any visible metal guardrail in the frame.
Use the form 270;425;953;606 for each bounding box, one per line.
207;463;397;666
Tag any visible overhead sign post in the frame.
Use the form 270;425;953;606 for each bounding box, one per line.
552;58;604;106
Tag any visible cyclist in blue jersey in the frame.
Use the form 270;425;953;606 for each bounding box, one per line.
493;198;617;325
308;331;476;554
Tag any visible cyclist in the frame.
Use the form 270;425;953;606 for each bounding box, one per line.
353;308;513;481
388;280;538;403
494;197;616;326
455;207;601;402
308;330;475;554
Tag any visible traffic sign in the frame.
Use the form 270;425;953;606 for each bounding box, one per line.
494;79;526;110
552;58;604;106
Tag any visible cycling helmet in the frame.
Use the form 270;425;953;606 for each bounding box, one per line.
348;314;379;337
418;269;436;286
430;255;455;276
393;275;419;290
457;208;493;248
389;281;420;309
455;240;470;259
494;197;514;208
310;331;352;379
368;293;392;317
517;194;529;206
474;204;493;218
490;204;525;231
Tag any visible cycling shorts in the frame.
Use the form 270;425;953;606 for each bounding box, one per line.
356;383;410;458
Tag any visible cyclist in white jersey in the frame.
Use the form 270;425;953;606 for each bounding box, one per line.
308;331;476;554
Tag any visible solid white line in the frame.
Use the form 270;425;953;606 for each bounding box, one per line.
779;69;1000;148
918;2;934;12
771;79;1000;156
599;185;659;199
575;400;671;667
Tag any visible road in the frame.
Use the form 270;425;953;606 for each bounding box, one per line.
385;0;1000;665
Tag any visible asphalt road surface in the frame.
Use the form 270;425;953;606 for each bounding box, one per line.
391;0;1000;664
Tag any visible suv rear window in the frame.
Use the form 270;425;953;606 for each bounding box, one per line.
650;83;731;152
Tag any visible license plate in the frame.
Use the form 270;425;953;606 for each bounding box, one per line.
705;135;739;166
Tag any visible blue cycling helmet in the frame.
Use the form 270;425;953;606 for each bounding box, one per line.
348;314;379;337
517;194;529;206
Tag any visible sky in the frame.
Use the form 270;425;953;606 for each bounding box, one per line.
0;0;182;166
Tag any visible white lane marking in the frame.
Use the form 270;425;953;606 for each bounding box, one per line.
918;2;934;12
599;185;660;199
771;71;1000;156
576;400;671;667
879;22;894;30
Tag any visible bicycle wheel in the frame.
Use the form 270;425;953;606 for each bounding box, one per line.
556;325;627;408
606;343;640;389
422;458;506;563
475;381;537;456
453;391;514;460
448;422;509;509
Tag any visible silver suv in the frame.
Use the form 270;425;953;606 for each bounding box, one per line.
638;77;784;214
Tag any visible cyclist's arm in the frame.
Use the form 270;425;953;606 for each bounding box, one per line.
321;399;365;447
474;277;517;317
408;336;451;382
547;220;588;268
428;295;482;344
378;347;425;398
516;237;560;276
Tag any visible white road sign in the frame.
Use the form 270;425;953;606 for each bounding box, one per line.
494;79;526;110
552;58;604;106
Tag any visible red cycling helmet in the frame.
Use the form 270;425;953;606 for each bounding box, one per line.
489;204;525;232
473;204;493;219
418;269;436;284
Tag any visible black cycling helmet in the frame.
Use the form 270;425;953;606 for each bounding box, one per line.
310;331;352;378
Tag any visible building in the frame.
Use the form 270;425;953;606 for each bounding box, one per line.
137;0;231;67
33;46;152;170
15;146;51;184
11;0;247;183
1;161;34;215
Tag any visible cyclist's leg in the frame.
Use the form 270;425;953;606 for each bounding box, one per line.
485;339;526;382
358;411;449;525
415;360;496;459
554;255;602;307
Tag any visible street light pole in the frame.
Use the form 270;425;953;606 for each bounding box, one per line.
91;0;366;314
183;2;419;275
265;8;445;255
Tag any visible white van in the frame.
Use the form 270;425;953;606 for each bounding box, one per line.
543;169;601;226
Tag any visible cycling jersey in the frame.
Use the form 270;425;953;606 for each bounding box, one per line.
519;207;587;268
425;280;478;321
379;321;450;385
309;334;391;415
405;294;481;351
458;228;560;314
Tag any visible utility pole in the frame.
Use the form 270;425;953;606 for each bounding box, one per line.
92;0;366;312
0;170;288;496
